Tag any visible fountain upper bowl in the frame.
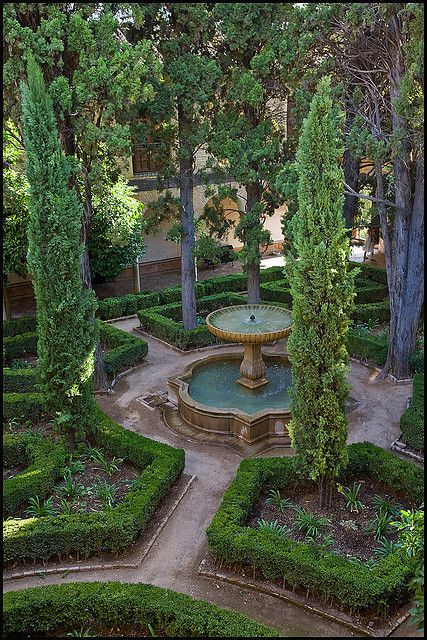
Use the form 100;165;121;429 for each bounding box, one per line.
205;304;292;345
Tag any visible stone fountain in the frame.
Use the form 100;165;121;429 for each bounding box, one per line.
168;304;293;445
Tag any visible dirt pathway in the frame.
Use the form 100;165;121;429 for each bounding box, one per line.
4;319;416;637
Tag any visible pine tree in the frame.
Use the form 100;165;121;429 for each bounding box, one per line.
21;56;97;444
286;76;356;508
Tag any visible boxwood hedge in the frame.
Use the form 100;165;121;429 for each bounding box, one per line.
99;321;148;378
206;442;423;616
3;331;38;363
3;315;37;337
3;433;66;518
348;261;388;286
3;406;185;566
3;368;38;393
400;373;424;451
96;291;160;321
3;392;45;423
137;292;246;350
3;581;278;638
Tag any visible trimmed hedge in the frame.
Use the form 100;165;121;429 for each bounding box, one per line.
400;373;424;451
3;581;278;638
409;349;424;374
3;315;37;337
137;292;246;350
96;291;160;321
3;331;38;362
347;330;388;366
260;280;292;305
353;279;389;304
202;265;285;297
350;301;391;324
3;393;45;423
349;261;388;286
260;279;388;308
3;433;66;518
99;321;148;378
3;406;185;565
3;368;38;393
158;281;206;304
206;442;423;616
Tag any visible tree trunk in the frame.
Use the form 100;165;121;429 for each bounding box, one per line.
133;260;141;293
343;149;360;233
178;103;197;330
379;27;424;380
3;286;12;321
81;168;109;391
246;182;262;304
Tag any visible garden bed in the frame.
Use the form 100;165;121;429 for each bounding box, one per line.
206;442;424;620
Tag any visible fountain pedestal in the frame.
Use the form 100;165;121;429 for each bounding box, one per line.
237;343;268;389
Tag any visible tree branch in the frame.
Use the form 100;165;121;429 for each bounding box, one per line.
343;182;398;209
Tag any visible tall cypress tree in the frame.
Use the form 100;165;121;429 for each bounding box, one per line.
286;77;355;508
21;56;97;444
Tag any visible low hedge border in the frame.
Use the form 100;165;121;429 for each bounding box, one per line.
3;581;278;638
99;321;148;378
206;442;423;617
137;292;247;350
3;331;38;363
347;330;389;366
96;291;160;321
3;406;185;566
260;279;388;308
3;368;38;393
349;261;388;286
3;433;66;518
351;301;391;324
400;373;424;451
3;392;45;423
3;315;37;337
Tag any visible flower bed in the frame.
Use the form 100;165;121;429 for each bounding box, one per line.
3;406;185;566
3;581;278;638
206;442;423;617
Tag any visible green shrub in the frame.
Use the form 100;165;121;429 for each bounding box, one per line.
3;331;38;363
400;373;424;451
260;280;292;305
347;329;389;366
350;301;391;324
349;261;388;286
203;273;248;296
3;581;278;638
3;406;185;565
206;442;423;616
354;280;389;304
96;291;160;320
3;315;37;337
3;433;66;517
99;321;148;377
3;368;38;393
409;349;424;374
3;393;45;423
158;281;206;304
137;292;246;350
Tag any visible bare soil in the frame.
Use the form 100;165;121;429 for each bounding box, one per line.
247;476;415;561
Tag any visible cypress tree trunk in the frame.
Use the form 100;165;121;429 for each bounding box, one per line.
178;103;197;330
342;149;360;233
246;182;262;304
82;169;109;391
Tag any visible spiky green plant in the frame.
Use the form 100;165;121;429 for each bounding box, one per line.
265;489;293;512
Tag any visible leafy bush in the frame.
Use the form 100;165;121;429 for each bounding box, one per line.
400;373;424;451
347;330;389;366
3;433;66;517
409;350;424;374
3;331;38;363
158;281;207;305
3;392;45;423
3;315;37;337
353;280;389;304
350;301;391;324
3;407;185;565
99;321;148;378
348;261;388;286
3;368;38;393
137;292;246;350
206;442;423;615
3;582;278;638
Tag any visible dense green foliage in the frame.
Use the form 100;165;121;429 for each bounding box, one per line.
400;374;424;451
3;407;184;565
3;315;36;337
286;77;355;488
99;321;148;378
3;433;66;518
206;442;424;615
3;581;278;638
3;331;38;363
3;368;38;394
3;393;45;423
22;57;97;439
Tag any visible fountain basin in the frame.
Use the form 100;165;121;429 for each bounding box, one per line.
168;353;292;445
